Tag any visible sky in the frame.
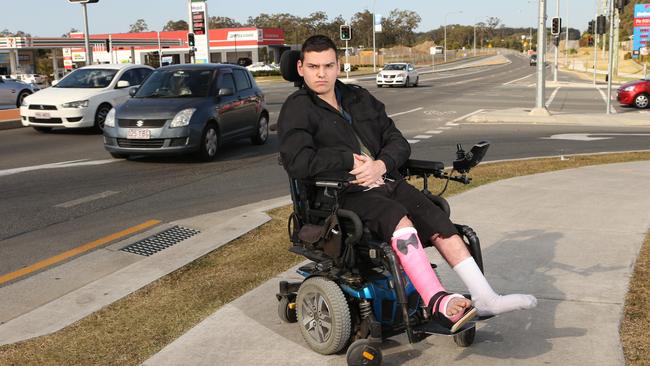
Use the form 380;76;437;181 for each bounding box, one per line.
3;0;599;37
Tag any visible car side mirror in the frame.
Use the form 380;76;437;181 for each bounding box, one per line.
116;80;130;89
129;87;139;97
218;88;233;97
453;141;490;174
51;79;59;87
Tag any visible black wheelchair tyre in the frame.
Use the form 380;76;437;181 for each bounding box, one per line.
453;325;475;347
277;295;297;323
296;277;352;355
346;339;383;366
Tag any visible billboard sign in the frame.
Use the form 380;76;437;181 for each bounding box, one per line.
633;4;650;59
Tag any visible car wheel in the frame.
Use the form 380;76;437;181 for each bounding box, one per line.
33;126;52;133
94;103;112;132
377;84;382;88
405;77;410;87
196;123;219;162
109;152;129;159
251;114;269;145
413;77;419;87
16;90;31;108
634;93;649;109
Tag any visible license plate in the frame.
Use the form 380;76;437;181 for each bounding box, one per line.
34;112;51;119
127;129;151;139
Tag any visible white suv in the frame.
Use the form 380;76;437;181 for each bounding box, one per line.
20;64;153;132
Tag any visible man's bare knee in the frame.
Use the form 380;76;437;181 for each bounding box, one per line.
394;216;414;230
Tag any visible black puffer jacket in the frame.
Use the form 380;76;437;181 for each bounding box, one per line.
278;80;411;182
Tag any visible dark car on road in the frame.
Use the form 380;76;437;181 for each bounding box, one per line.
102;64;269;161
617;78;650;109
529;54;537;66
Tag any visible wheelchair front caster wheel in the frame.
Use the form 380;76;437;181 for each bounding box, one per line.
277;295;297;323
346;339;382;366
453;325;475;347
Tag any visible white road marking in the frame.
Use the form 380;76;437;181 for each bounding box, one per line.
445;122;459;126
527;83;536;87
503;73;535;86
407;139;420;144
450;109;486;123
55;191;120;208
388;107;423;118
596;87;618;114
413;135;432;139
425;130;443;134
543;133;650;141
438;127;452;130
0;159;117;178
545;87;561;108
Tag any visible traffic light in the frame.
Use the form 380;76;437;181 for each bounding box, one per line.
551;17;561;36
187;32;195;47
587;20;594;34
596;15;607;35
340;25;351;41
615;0;629;12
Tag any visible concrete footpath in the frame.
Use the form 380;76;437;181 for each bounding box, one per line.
140;161;650;366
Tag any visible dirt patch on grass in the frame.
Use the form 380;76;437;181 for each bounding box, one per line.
1;151;649;365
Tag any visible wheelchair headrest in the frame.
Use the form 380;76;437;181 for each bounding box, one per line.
280;50;303;85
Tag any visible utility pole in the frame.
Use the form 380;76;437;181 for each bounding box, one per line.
565;0;570;66
593;12;598;84
606;0;615;114
533;0;549;114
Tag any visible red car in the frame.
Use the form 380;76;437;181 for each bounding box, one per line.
617;79;650;109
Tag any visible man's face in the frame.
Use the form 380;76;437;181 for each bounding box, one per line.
297;49;339;96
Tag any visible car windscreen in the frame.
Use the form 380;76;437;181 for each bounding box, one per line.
383;64;406;71
55;69;118;88
135;69;213;98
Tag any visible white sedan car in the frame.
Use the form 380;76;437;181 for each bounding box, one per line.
376;63;419;88
20;64;153;132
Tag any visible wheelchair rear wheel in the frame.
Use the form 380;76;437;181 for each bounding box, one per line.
453;325;475;347
296;277;352;355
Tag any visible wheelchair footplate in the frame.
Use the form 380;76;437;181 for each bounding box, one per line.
413;319;476;337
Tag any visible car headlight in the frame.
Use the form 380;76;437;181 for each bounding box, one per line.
623;86;635;92
104;108;116;127
61;100;89;108
170;108;196;128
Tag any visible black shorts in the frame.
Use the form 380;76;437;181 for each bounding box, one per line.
340;179;458;244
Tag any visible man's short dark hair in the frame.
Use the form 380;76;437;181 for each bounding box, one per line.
300;35;337;61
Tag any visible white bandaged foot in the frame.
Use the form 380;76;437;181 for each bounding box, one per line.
453;257;537;316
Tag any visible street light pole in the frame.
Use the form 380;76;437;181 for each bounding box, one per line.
444;11;462;63
82;3;93;65
565;0;570;66
473;23;477;57
372;8;376;72
606;0;615;114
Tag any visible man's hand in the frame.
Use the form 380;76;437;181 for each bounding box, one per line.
350;154;387;187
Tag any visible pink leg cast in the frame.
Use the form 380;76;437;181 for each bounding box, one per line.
390;226;444;307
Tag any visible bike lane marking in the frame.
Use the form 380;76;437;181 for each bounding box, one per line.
0;219;161;286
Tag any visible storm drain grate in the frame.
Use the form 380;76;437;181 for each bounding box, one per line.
121;226;200;256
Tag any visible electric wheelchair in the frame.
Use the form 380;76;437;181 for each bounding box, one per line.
275;50;491;365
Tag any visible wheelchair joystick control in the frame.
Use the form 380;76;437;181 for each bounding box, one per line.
456;144;465;160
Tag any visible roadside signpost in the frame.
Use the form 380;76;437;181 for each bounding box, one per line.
188;0;210;64
632;4;650;60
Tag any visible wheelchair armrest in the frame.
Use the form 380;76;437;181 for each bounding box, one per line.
400;159;445;177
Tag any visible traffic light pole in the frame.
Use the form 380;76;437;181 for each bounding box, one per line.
533;0;549;114
554;0;560;82
345;39;349;79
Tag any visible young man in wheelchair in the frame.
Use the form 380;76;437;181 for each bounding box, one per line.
278;35;536;332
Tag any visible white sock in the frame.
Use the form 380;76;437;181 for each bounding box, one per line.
453;257;537;316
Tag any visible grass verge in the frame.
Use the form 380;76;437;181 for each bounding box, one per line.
1;151;649;365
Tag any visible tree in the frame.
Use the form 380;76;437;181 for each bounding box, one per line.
351;10;373;48
1;29;31;37
385;9;421;46
162;20;188;31
129;19;149;33
61;28;80;38
208;16;242;29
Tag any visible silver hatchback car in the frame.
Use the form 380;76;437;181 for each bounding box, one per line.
103;64;269;161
